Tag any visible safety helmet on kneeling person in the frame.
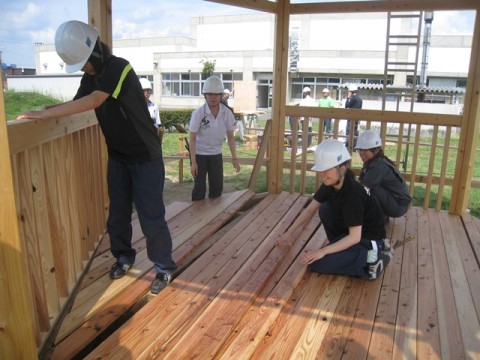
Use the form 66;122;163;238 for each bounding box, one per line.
202;76;224;94
355;130;382;150
55;20;99;73
311;139;351;172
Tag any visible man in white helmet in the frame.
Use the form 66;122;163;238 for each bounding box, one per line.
318;87;334;134
140;77;163;144
345;84;363;149
356;129;412;222
189;76;241;201
276;139;392;280
18;20;176;294
299;86;316;146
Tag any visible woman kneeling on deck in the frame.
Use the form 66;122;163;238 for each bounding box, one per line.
355;129;412;224
277;139;392;279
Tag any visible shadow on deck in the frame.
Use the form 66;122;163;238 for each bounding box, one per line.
45;190;480;359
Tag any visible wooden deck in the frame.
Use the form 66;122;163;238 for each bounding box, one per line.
46;190;480;360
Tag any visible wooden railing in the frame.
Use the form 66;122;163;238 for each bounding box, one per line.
273;106;478;213
7;111;107;347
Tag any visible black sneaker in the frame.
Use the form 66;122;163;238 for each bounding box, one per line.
151;273;172;294
368;252;391;280
109;262;131;279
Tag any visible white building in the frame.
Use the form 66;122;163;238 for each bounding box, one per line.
8;12;471;111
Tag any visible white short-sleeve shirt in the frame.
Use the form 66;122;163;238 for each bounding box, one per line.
190;103;237;155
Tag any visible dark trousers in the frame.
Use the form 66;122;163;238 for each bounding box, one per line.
107;157;177;274
192;154;223;201
301;119;312;146
324;118;332;133
307;201;380;278
345;120;359;148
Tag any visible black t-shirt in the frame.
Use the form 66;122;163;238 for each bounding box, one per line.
313;171;386;240
74;56;161;163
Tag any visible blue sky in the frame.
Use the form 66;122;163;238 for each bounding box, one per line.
0;1;475;69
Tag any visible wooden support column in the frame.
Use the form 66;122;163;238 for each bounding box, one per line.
0;72;38;357
268;0;290;194
88;0;112;220
450;10;480;215
88;0;112;48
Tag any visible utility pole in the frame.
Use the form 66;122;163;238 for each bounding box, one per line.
419;11;434;102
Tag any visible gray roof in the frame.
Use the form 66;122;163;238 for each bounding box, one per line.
340;83;465;94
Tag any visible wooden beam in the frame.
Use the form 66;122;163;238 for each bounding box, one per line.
286;106;462;127
7;111;97;155
205;0;276;13
450;11;480;215
268;0;290;194
291;0;480;14
0;74;38;357
88;0;111;222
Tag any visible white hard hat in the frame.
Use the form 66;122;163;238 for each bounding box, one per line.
139;78;152;90
302;86;311;93
322;88;330;93
348;84;358;92
356;130;382;150
311;139;352;172
223;89;230;94
202;76;224;94
55;20;99;73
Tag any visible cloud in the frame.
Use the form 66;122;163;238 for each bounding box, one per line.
431;10;475;35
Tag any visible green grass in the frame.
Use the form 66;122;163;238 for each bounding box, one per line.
5;91;480;217
4;90;61;120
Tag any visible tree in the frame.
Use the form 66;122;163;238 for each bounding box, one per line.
200;59;216;79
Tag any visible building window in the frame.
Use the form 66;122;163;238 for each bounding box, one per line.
162;72;242;96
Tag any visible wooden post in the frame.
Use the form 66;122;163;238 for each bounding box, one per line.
450;11;480;215
268;0;290;194
88;0;112;220
0;72;38;357
88;0;112;48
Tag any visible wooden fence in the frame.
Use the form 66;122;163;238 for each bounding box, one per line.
7;112;107;348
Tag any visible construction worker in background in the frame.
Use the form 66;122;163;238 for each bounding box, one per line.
318;88;334;134
299;86;316;146
17;20;176;295
356;129;412;223
345;84;363;149
189;76;240;201
276;139;393;280
140;77;163;144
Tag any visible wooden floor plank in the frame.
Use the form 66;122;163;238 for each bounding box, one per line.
392;208;418;359
85;193;287;359
52;191;253;356
141;194;304;359
428;209;465;359
461;213;480;265
216;213;322;359
456;214;480;318
439;211;480;357
416;208;441;359
46;193;480;360
314;277;363;360
368;213;406;359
